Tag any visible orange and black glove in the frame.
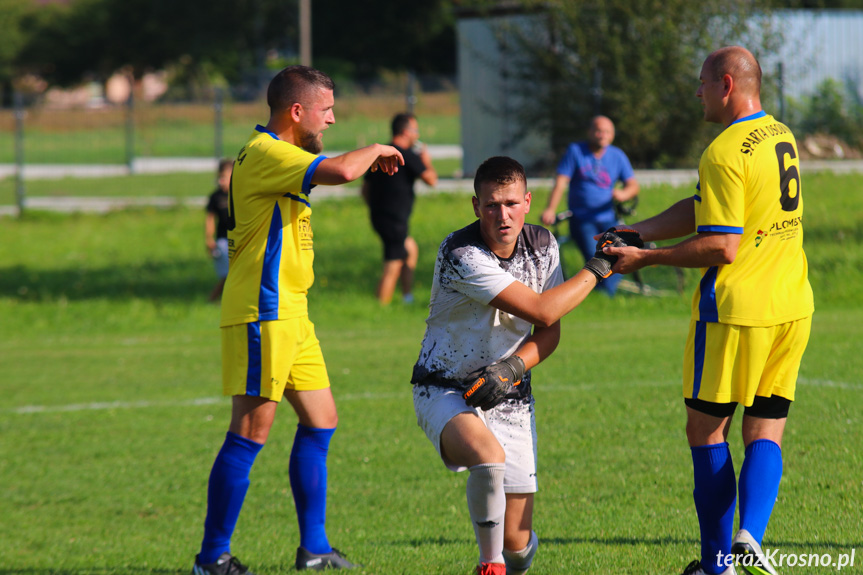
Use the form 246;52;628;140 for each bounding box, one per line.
462;355;526;411
583;227;644;282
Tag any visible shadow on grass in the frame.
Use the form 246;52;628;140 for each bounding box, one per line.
0;259;213;303
392;535;862;550
394;535;703;548
541;536;863;551
0;571;182;575
0;569;288;575
3;539;859;574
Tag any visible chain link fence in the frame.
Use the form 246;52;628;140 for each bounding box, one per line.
0;72;458;215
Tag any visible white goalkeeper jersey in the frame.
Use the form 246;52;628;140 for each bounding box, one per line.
411;221;564;397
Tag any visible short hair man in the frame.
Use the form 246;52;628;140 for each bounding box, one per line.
204;158;234;302
411;156;642;575
540;115;639;296
362;112;438;304
190;65;403;575
606;47;814;575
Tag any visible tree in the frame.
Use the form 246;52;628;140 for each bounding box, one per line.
13;0;300;89
310;0;457;79
5;0;457;99
492;0;781;168
767;0;863;7
0;0;45;104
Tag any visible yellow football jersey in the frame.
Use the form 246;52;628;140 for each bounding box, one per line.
693;111;814;327
220;125;325;327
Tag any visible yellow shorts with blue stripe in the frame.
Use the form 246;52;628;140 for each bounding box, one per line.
683;316;811;406
221;316;330;401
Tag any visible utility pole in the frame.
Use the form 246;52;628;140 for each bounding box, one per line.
300;0;311;66
406;71;417;114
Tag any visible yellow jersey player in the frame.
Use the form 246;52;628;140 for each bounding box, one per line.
191;65;403;575
606;46;813;575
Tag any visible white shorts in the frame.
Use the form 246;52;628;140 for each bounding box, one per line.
412;384;538;493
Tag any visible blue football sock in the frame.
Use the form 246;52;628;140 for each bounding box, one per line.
691;442;736;575
199;431;263;565
739;439;783;543
290;424;336;554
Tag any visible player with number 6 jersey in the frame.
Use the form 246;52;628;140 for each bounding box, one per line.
693;110;812;327
603;46;813;575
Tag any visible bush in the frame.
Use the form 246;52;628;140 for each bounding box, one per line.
787;78;863;150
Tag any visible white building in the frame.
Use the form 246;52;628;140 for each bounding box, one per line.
457;8;863;175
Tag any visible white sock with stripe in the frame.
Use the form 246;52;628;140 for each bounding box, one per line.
466;462;507;565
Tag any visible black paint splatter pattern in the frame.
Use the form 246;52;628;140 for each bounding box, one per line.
411;221;563;400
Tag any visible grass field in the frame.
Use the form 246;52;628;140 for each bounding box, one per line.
0;92;461;164
1;173;861;574
0;158;464;208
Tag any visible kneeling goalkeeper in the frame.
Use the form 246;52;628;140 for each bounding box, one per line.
410;156;642;575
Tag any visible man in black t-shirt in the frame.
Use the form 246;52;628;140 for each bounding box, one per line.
362;113;438;304
204;158;233;302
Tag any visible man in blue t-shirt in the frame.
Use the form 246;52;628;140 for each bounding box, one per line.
540;115;639;295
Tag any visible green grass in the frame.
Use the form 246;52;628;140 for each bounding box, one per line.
0;93;461;164
0;172;219;204
0;165;464;209
1;175;861;574
0;167;465;211
121;112;459;160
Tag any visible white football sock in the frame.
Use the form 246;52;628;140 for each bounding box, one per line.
502;530;539;574
466;462;507;565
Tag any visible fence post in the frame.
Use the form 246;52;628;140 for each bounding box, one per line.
299;0;312;66
125;76;135;173
14;91;25;217
214;87;224;161
406;71;417;114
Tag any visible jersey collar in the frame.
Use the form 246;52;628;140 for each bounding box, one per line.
255;124;280;140
730;110;767;126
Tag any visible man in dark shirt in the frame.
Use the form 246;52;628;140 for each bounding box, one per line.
204;158;233;302
362;113;437;304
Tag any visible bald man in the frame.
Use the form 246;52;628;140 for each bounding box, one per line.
606;46;813;575
541;115;639;296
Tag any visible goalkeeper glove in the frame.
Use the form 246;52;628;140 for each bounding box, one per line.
462;355;526;411
582;227;644;282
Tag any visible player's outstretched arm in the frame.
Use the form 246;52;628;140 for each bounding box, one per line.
312;144;404;185
491;229;642;326
628;196;696;242
608;231;740;274
490;268;597;328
